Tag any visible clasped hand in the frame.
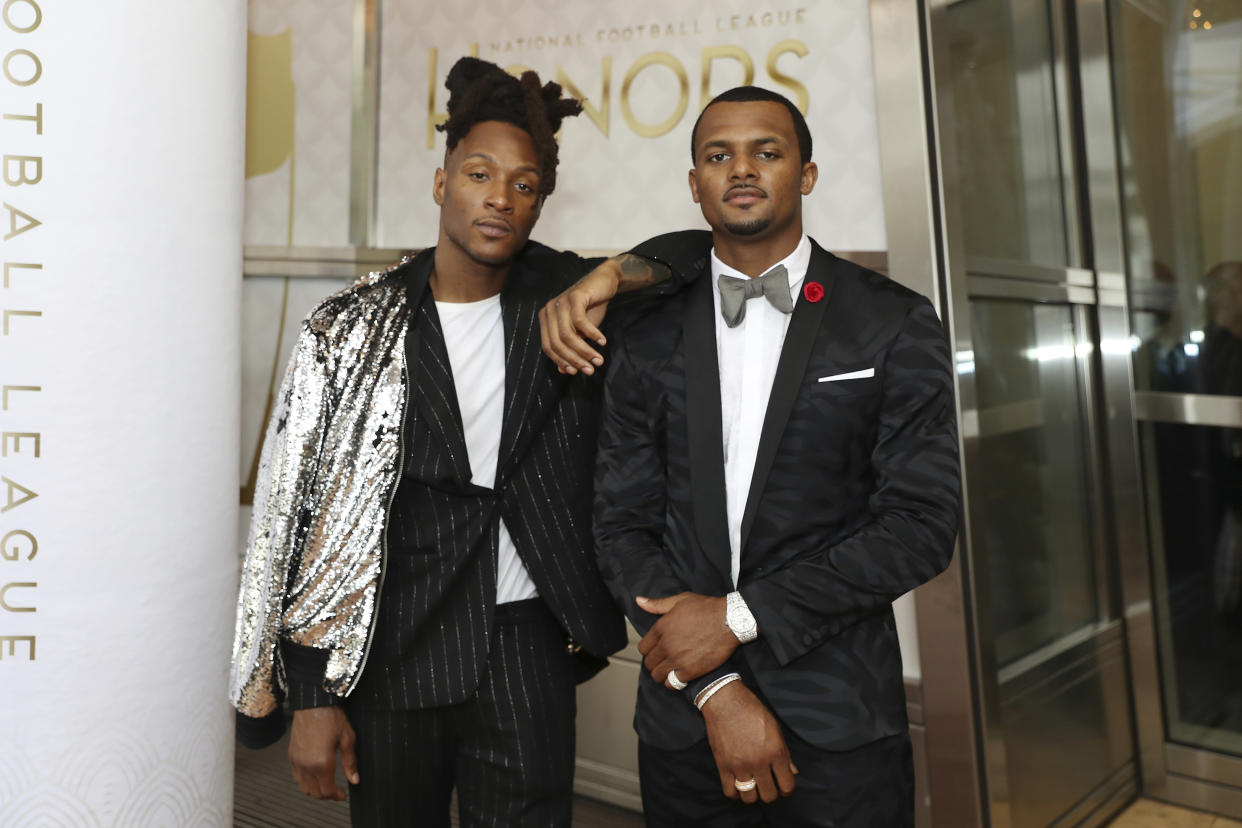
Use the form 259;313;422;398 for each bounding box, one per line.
636;592;737;686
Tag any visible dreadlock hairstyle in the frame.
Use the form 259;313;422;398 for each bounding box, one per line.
437;57;583;197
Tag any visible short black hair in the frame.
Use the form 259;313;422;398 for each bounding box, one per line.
690;86;812;165
437;57;583;197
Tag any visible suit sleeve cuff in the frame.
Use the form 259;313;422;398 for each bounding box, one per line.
279;641;341;709
739;582;797;665
286;680;341;710
235;708;286;749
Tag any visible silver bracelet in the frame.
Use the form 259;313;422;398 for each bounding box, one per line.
694;672;742;710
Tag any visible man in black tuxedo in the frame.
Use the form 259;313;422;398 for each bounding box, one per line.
230;58;684;827
559;87;960;826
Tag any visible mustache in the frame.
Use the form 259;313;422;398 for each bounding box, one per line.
725;183;767;198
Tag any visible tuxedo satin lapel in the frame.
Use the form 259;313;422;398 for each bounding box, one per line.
739;245;837;550
682;273;732;581
497;264;562;482
405;255;473;485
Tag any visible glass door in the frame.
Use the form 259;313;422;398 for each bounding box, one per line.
1110;0;1242;809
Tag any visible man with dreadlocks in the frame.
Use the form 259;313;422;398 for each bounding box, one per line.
229;57;683;826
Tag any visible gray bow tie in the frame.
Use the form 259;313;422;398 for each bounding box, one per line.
718;265;793;328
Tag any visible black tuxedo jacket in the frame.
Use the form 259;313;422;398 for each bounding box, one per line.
594;231;961;751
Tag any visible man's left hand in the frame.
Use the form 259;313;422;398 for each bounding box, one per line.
637;592;738;686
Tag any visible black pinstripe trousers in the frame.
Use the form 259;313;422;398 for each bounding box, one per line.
345;599;577;828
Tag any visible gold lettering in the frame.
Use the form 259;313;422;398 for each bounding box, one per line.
1;385;39;410
1;432;38;457
3;154;41;186
3;102;43;133
557;59;611;138
621;51;690;139
0;634;35;659
1;528;36;561
766;39;810;115
426;44;479;150
2;262;39;288
2;0;40;34
427;48;446;150
1;475;36;512
3;202;40;240
504;64;533;76
3;309;41;334
0;582;35;612
700;45;754;111
3;48;40;86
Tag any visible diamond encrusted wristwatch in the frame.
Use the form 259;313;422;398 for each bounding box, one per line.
725;591;758;643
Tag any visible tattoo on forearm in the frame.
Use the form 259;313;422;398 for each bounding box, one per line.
615;254;671;293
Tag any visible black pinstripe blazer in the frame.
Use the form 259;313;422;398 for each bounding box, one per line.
594;231;961;752
344;244;628;711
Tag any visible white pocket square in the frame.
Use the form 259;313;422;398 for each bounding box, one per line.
818;368;875;383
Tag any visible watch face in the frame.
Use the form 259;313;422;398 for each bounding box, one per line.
728;604;755;633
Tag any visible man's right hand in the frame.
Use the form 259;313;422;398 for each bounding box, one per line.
289;706;360;801
700;681;798;805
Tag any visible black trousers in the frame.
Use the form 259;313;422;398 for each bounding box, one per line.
638;726;914;828
344;599;577;828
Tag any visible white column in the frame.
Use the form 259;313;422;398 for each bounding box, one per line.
1;1;245;824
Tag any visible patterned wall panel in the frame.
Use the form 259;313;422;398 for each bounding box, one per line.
245;0;353;246
375;0;888;252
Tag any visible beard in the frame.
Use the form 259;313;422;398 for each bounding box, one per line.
722;215;771;236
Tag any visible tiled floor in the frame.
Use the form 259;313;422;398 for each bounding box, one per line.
1109;798;1242;827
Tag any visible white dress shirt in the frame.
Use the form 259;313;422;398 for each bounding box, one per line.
436;295;538;604
710;235;811;587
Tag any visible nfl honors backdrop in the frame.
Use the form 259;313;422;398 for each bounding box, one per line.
375;0;887;250
243;0;889;250
0;0;246;824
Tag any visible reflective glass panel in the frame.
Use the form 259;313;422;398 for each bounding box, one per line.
969;299;1099;665
946;0;1070;265
1114;0;1242;394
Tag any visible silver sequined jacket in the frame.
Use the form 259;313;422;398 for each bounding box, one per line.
229;259;414;721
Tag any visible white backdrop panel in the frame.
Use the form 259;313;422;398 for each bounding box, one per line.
0;1;244;824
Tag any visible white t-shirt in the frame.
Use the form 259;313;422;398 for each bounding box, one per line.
435;295;538;604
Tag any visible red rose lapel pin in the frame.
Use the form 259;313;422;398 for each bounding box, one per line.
803;281;825;303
